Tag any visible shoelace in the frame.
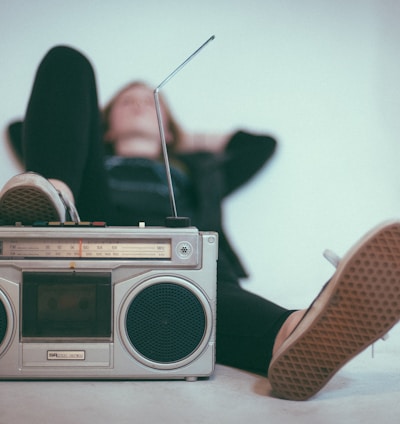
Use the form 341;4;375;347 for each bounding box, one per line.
323;249;389;358
57;191;81;222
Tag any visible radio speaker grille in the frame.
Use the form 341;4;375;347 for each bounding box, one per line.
125;282;206;363
0;298;7;346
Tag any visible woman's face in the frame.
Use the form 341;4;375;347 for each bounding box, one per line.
106;84;171;157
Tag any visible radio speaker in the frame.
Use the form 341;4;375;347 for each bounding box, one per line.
120;276;213;370
0;290;10;354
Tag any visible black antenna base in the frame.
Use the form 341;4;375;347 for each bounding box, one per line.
165;216;191;228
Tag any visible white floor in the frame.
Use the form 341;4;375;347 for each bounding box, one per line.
1;326;399;424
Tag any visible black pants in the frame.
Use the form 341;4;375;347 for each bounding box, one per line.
22;45;293;375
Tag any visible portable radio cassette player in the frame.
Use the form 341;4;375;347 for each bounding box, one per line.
0;224;217;380
0;35;218;381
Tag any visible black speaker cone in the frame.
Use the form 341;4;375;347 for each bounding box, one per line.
125;282;206;363
0;298;7;346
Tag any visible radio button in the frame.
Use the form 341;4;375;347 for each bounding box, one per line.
32;221;49;226
92;221;106;227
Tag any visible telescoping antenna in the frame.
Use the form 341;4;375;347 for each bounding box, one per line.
154;35;215;228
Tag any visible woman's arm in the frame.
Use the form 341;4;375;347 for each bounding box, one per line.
222;131;277;196
178;130;277;198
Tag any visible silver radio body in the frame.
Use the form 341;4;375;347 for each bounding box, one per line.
0;224;218;381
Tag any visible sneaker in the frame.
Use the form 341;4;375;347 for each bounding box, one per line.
268;220;400;401
0;172;80;225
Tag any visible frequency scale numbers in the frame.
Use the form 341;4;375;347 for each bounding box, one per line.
0;238;172;259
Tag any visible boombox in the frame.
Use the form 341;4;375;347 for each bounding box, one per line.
0;224;218;380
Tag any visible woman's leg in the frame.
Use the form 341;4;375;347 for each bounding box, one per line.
216;281;295;374
23;45;111;222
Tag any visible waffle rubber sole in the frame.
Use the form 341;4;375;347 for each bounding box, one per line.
0;185;61;225
268;220;400;401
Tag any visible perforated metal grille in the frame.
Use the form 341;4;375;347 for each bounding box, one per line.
269;222;400;400
0;298;7;346
176;242;193;259
0;187;59;224
126;283;206;363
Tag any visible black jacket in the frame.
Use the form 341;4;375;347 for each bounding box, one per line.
177;131;277;281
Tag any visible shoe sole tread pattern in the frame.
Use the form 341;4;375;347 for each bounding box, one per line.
268;221;400;401
0;186;60;225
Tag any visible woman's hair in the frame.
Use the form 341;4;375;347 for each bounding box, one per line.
102;81;184;155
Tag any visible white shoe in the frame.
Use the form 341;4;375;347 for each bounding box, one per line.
268;220;400;400
0;172;80;225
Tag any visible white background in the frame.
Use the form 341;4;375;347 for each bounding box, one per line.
1;0;400;309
